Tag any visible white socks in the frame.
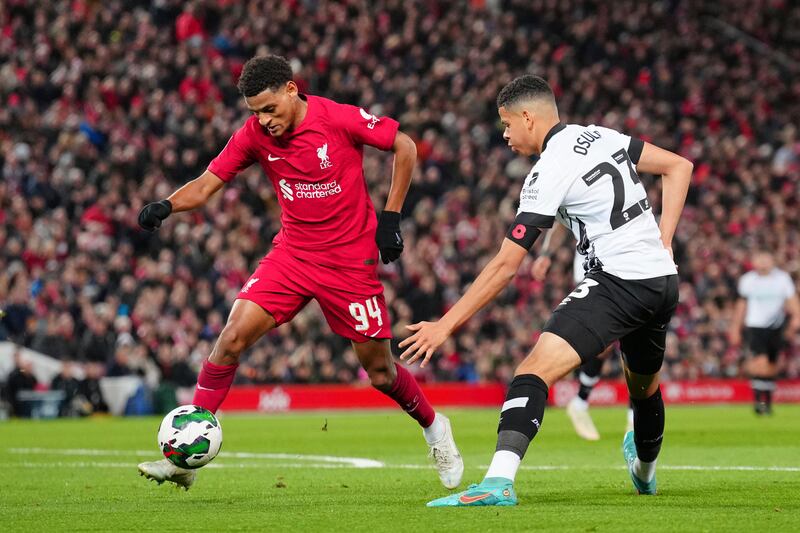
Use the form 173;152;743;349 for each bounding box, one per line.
633;458;657;482
423;413;446;445
484;450;521;482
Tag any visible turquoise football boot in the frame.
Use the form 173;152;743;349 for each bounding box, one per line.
427;477;517;507
622;431;657;495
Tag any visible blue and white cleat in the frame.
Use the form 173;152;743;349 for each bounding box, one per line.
622;431;656;495
426;477;517;507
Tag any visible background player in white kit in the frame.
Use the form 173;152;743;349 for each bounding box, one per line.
532;223;634;440
728;251;800;415
400;75;692;505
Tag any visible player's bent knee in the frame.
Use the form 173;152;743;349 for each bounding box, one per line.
216;326;250;358
367;367;394;391
625;370;660;399
364;359;396;391
515;333;582;387
353;339;396;390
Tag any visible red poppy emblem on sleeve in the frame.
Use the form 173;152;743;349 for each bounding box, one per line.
512;224;526;239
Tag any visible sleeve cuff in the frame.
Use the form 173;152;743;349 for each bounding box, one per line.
628;138;644;164
516;212;555;228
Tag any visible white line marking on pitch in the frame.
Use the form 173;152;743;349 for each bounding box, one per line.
8;448;382;468
6;449;799;473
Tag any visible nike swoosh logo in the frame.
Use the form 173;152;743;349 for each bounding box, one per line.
267;154;283;161
459;492;492;504
196;385;215;391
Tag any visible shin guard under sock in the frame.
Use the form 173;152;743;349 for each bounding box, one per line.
631;387;664;463
495;374;549;459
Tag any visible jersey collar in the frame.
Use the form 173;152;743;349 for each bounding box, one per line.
542;122;566;153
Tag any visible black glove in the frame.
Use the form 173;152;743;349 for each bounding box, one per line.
376;210;403;264
138;200;172;232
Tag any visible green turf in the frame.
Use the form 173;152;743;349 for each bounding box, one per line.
1;405;798;532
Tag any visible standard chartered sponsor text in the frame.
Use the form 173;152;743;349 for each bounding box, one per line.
293;180;342;199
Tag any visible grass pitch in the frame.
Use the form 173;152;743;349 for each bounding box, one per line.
1;405;798;532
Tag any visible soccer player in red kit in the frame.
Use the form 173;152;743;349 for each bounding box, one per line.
135;55;463;491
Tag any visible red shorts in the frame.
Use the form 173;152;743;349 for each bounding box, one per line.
237;246;392;342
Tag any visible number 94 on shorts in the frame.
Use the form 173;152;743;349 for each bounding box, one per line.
237;246;393;342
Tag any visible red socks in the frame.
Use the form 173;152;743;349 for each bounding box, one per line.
192;360;434;426
385;363;436;428
192;360;238;414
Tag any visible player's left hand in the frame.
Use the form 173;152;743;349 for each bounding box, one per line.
399;321;450;368
376;210;403;263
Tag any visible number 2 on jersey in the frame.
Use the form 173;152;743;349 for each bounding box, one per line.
349;296;383;332
580;148;649;230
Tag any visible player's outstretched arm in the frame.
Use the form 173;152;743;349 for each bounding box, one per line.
399;238;528;367
635;142;693;257
375;131;417;263
138;171;225;232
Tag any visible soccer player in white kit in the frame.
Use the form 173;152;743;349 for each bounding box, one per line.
728;251;800;414
400;75;692;505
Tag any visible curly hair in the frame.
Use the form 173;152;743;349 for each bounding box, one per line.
496;75;555;109
237;55;293;97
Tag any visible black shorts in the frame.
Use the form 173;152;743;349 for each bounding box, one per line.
543;271;679;375
745;325;784;363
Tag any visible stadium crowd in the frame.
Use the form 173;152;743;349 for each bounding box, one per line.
1;0;799;410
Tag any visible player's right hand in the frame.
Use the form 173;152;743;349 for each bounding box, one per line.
138;200;172;232
531;256;552;281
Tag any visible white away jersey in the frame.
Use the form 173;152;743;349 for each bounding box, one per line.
517;123;677;280
738;269;795;328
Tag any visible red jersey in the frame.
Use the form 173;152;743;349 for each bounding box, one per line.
208;94;400;269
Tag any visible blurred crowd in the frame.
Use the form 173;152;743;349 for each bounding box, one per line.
1;0;799;402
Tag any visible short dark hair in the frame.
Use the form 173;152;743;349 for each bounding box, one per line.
237;55;293;97
496;75;554;109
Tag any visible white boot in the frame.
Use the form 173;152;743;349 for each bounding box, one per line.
425;413;464;489
138;459;197;490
